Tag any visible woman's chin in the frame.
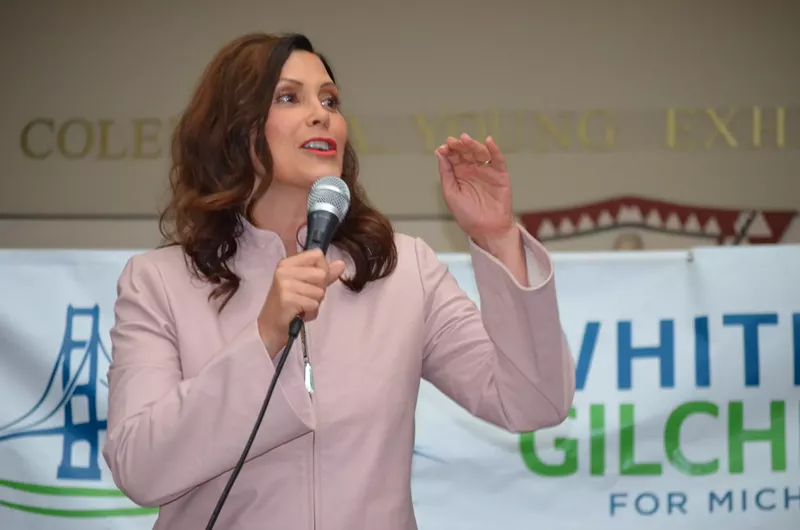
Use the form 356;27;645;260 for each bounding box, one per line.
307;158;343;179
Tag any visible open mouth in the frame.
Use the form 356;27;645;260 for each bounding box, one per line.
301;138;337;156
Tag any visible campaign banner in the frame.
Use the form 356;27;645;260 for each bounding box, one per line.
0;245;797;529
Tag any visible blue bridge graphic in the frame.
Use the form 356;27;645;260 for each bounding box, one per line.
0;305;158;518
0;305;110;481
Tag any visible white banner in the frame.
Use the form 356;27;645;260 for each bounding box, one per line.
1;245;798;529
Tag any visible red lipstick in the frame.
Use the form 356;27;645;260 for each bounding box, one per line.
301;137;338;156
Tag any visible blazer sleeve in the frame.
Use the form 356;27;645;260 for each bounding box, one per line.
416;224;575;432
102;254;314;507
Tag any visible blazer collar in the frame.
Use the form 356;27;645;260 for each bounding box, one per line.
236;216;349;271
238;215;305;253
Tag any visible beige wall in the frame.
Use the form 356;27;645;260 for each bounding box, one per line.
1;0;798;252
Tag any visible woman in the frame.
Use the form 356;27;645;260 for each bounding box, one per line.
103;32;575;529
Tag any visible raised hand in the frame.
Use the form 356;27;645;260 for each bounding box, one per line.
434;133;516;246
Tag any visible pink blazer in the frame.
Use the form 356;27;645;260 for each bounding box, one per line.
103;219;575;530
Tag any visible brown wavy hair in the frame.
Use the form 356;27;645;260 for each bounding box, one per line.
159;32;397;309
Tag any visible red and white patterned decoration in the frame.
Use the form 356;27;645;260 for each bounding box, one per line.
519;196;799;246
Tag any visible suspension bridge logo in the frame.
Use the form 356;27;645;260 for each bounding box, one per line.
0;305;156;519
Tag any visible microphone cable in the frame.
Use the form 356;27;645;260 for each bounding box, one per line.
204;318;305;530
203;175;349;528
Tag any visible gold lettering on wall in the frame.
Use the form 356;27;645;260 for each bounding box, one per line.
666;108;695;149
577;110;615;150
413;110;615;153
17;106;793;160
704;108;738;148
98;119;126;159
56;118;94;159
413;112;497;151
447;113;489;142
533;112;571;150
20;118;54;159
753;106;786;148
413;113;444;152
132;118;162;159
19;118;177;160
666;107;790;149
485;111;524;153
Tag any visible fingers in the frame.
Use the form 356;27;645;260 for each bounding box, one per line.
442;133;493;165
274;253;344;312
485;136;507;170
285;292;321;322
286;278;326;302
445;136;473;163
260;250;342;348
286;248;327;266
286;281;325;321
435;148;458;192
278;250;338;284
327;260;346;285
274;265;335;324
458;133;492;163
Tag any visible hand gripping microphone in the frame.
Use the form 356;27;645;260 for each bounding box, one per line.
288;176;352;338
205;176;351;530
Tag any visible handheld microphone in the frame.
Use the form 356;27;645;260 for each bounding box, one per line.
288;176;351;338
303;175;352;253
205;176;350;530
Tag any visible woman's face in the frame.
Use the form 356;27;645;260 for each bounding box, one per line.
263;50;348;189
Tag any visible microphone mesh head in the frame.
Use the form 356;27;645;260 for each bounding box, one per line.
307;176;351;221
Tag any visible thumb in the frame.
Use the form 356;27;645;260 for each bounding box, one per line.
326;260;346;285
